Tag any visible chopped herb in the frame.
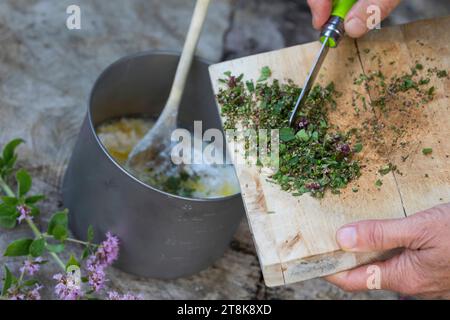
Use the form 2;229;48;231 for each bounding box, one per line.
378;163;397;176
353;143;363;153
217;72;361;198
436;70;448;78
422;148;433;155
375;179;383;188
258;66;272;82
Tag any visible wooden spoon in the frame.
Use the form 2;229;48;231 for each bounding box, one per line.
127;0;211;170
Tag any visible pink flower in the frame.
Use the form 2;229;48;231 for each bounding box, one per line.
107;291;143;300
96;232;119;267
53;273;82;300
27;284;42;300
85;232;119;292
20;257;43;276
16;205;32;223
8;289;25;300
86;258;106;292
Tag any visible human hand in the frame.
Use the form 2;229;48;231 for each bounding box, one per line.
325;203;450;299
307;0;402;38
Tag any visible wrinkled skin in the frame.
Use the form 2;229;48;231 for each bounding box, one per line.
307;0;402;38
325;203;450;299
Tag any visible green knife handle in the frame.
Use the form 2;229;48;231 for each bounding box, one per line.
320;0;358;47
331;0;358;19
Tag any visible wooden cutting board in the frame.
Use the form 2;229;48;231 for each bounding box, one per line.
209;16;450;287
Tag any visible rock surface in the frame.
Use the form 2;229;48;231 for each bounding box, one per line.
0;0;448;300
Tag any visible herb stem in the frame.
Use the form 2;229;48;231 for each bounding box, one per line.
0;176;14;197
26;219;66;271
0;176;66;271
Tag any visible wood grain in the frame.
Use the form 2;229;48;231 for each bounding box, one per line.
209;16;450;286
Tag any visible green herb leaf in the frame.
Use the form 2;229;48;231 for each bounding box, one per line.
257;66;272;82
2;139;24;164
66;254;80;270
0;203;18;229
46;243;65;253
422;148;433;155
246;81;255;93
2;196;18;206
4;238;33;257
353;143;363;153
375;179;383;188
378;163;396;176
279;128;295;142
296;129;310;142
22;279;39;287
47;210;69;241
29;238;46;257
1;266;13;296
25;195;45;205
87;225;94;243
16;169;32;197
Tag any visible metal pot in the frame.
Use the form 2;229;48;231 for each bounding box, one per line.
62;52;245;279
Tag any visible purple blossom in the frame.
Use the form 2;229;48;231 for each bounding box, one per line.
107;291;143;300
53;273;82;300
8;289;25;300
97;232;120;267
297;117;309;130
16;205;32;223
27;284;42;300
336;143;351;156
85;232;119;292
20;257;43;276
305;182;321;191
86;257;106;292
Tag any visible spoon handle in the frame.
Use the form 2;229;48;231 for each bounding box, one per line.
165;0;211;112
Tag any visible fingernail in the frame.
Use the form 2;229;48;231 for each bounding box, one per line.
345;18;367;38
337;226;357;250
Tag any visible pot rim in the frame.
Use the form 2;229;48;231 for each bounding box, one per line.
87;50;242;203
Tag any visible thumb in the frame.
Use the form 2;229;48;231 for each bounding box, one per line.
344;0;401;38
336;216;423;252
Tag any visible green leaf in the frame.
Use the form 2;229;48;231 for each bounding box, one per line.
246;81;255;93
46;243;65;253
81;247;90;260
296;129;310;142
25;195;45;205
422;148;433;155
47;210;68;241
257;66;272;82
0;204;18;229
87;225;94;243
1;196;18;206
29;238;46;257
16;169;32;197
2;139;24;164
1;266;13;296
4;238;33;257
22;279;39;287
353;143;363;153
52;225;68;241
279;128;295;142
66;254;80;270
375;179;383;188
0;215;17;229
